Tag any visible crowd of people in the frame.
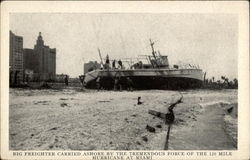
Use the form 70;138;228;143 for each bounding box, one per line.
95;76;134;91
95;55;134;91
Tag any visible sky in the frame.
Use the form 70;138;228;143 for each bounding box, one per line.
10;13;238;80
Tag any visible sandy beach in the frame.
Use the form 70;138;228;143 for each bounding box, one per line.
9;88;237;150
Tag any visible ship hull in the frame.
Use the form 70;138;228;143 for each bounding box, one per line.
84;69;203;90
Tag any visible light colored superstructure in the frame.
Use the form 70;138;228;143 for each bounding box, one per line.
83;40;203;90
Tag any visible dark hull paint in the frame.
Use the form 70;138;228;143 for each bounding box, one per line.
87;76;203;90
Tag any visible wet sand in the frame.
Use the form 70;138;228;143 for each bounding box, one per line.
9;88;237;150
169;103;236;150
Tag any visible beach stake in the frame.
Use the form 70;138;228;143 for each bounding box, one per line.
164;124;172;150
164;92;183;150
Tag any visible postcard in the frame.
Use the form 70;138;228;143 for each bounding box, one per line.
1;1;249;160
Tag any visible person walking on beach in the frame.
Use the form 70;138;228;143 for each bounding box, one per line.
64;75;69;86
118;76;123;91
112;60;116;69
126;77;133;91
105;54;110;69
118;59;123;69
114;76;122;91
96;76;101;91
79;75;85;87
114;77;118;91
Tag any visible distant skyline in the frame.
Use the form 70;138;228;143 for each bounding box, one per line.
10;13;238;80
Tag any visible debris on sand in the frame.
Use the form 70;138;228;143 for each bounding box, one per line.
167;94;183;111
148;110;166;120
48;127;58;131
142;136;148;142
227;107;233;113
146;125;156;133
124;118;129;123
10;133;17;136
34;101;49;105
137;97;143;105
156;124;162;128
98;100;110;103
60;103;68;107
59;98;68;100
61;102;70;107
165;109;175;124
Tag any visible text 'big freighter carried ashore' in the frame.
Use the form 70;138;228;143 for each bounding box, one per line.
83;39;203;90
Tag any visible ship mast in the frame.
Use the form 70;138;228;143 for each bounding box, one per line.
149;39;156;59
98;48;104;66
149;39;159;68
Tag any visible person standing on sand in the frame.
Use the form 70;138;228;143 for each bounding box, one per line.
118;59;122;69
96;76;101;91
126;77;133;91
114;76;122;91
118;76;123;91
79;75;85;87
114;77;118;91
64;75;69;86
105;55;110;69
112;60;116;69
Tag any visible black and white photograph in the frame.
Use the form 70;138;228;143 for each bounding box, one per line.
1;1;249;160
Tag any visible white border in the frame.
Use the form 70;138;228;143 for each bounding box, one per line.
1;1;249;160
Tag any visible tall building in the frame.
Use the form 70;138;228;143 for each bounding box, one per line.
23;32;56;81
9;31;23;85
23;48;35;70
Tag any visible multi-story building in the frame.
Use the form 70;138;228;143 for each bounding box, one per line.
9;31;24;85
23;32;56;81
23;48;36;82
23;48;35;70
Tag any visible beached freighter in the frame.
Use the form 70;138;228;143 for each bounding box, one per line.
83;40;203;90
